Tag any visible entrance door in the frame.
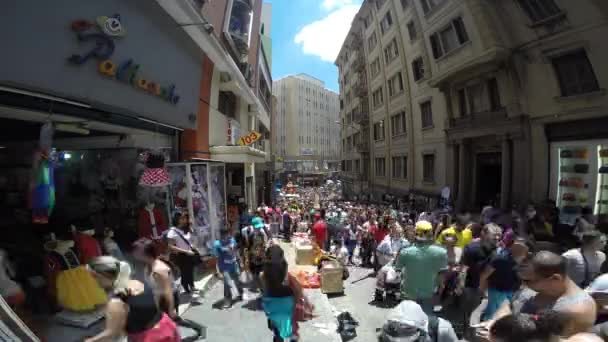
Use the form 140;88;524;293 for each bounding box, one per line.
476;152;502;208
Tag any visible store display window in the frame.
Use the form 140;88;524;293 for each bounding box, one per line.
550;140;608;225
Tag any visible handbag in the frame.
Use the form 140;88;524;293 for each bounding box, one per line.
170;228;202;265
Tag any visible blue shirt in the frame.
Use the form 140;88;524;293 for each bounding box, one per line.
213;238;238;272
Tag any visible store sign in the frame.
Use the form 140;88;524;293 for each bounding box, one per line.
226;119;241;145
68;15;180;105
238;131;262;146
301;148;315;156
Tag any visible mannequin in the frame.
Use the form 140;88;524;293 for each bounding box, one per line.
137;202;167;239
43;233;106;312
102;227;124;260
71;224;102;264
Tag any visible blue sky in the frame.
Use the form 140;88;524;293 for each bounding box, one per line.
270;0;363;92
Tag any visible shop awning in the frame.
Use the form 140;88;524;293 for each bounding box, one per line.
209;145;267;164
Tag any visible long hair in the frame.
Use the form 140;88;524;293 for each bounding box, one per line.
88;256;132;295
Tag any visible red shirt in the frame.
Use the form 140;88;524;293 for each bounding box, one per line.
370;224;388;243
312;220;327;244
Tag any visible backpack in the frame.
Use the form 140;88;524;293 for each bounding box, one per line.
248;228;267;264
381;314;439;342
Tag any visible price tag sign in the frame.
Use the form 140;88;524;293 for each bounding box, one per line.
238;131;262;146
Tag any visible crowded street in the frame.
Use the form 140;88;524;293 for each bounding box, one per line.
2;1;608;342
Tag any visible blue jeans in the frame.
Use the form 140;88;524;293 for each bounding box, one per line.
222;269;244;301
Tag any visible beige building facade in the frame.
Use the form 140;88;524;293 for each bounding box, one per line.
338;0;608;213
273;74;341;176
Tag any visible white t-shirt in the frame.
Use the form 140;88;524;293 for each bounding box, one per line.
167;227;193;251
562;248;606;287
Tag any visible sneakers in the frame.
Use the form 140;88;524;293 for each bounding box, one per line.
221;300;233;309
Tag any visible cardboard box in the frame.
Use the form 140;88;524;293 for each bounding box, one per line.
321;261;344;294
295;244;314;265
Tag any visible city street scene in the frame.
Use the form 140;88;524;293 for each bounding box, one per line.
1;0;608;342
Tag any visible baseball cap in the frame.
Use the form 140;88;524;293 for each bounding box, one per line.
382;300;428;341
414;221;433;241
252;217;264;229
587;273;608;294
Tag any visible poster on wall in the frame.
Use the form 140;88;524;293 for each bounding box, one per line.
167;164;188;213
209;164;227;236
190;164;211;252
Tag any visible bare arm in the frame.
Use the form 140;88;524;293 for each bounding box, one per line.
562;303;597;337
153;270;176;318
85;300;127;342
168;238;193;255
479;266;495;294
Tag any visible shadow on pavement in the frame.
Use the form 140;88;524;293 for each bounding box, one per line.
241;298;263;311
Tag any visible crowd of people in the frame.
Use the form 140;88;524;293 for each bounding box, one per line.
18;182;608;342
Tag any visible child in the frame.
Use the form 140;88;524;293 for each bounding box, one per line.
213;228;244;309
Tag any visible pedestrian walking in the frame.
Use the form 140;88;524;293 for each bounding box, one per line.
167;211;199;294
213;228;244;309
85;256;180;342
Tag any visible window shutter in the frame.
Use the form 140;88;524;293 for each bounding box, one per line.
430;34;441;59
453;17;469;44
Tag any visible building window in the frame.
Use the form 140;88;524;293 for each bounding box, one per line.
552;49;600;97
373;120;385;141
430;17;469;59
407;21;418;41
375;157;386;177
372;87;384;108
391;111;406;136
423;154;435;183
420;101;433;128
401;0;409;9
457;78;502;115
368;31;378;51
354;159;360;173
420;0;445;15
384;39;399;65
412;57;425;81
392;156;407;179
388;72;404;97
380;11;393;35
370;58;381;77
376;0;387;10
517;0;561;23
487;78;502;111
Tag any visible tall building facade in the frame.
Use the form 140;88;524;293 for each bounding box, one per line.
160;0;273;210
273;74;341;178
338;0;608;213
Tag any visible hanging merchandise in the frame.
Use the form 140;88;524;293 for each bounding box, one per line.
139;150;170;187
43;233;107;311
29;122;56;224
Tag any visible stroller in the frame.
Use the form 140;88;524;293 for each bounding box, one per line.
374;259;401;303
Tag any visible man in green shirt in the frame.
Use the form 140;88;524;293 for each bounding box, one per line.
396;220;448;313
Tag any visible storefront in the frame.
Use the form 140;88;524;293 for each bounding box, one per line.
0;1;209;339
547;117;608;225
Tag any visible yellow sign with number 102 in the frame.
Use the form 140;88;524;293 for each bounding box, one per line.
238;131;262;146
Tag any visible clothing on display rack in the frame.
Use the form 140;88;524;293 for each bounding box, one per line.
137;203;167;239
139;151;170;187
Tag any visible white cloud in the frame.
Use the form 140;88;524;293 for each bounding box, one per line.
321;0;354;11
294;4;361;62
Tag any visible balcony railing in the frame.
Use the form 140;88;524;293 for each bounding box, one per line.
353;111;369;125
448;108;508;129
354;78;368;97
355;141;369;153
352;53;365;71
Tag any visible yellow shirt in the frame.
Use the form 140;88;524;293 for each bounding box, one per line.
436;225;473;248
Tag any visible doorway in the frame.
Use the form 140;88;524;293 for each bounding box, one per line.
476;152;502;208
